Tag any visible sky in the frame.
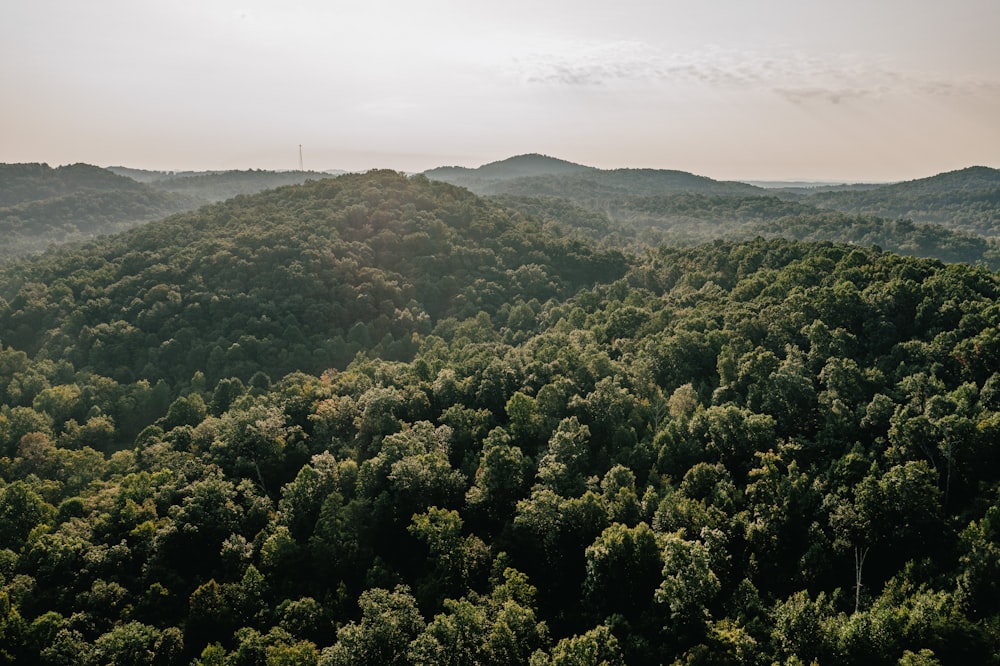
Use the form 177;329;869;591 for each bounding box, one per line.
3;0;999;181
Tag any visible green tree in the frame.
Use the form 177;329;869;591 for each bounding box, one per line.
583;522;662;620
408;507;489;608
688;405;775;480
210;400;300;494
656;533;721;637
321;586;424;666
536;416;592;497
531;624;625;666
162;393;207;430
0;480;55;551
466;427;530;522
0;406;52;455
90;621;163;666
506;391;545;445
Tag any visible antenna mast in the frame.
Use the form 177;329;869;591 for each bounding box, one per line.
299;144;304;171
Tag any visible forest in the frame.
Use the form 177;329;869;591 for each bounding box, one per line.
0;164;329;259
803;166;1000;237
1;167;1000;664
429;156;1000;269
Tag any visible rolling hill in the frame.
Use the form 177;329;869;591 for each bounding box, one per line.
424;153;594;184
0;170;626;386
1;162;165;207
0;164;353;259
147;169;341;202
801;166;1000;236
424;154;761;198
9;157;998;268
0;163;202;259
432;156;1000;267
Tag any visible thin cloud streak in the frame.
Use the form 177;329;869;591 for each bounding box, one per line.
515;41;1000;106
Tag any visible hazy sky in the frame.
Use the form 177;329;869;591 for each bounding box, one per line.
3;0;999;181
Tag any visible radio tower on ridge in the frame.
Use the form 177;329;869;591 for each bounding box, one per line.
299;144;304;171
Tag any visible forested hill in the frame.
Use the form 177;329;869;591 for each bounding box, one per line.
803;166;1000;236
0;163;202;259
0;163;145;207
0;164;347;260
493;188;1000;268
424;154;595;190
4;170;1000;663
424;157;1000;264
0;170;626;387
425;156;759;198
148;169;340;203
495;168;763;199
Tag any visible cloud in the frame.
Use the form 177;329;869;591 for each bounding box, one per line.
515;40;669;86
772;87;881;105
514;41;1000;105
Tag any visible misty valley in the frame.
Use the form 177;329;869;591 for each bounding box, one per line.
2;155;1000;664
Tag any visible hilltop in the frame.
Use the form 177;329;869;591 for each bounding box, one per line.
425;153;593;181
879;165;1000;194
0;162;150;207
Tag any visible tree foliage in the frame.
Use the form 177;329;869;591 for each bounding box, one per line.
0;171;999;663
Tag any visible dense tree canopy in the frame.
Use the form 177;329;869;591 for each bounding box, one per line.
1;171;1000;663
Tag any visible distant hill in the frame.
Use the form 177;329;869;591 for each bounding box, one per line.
0;163;201;258
494;168;763;200
109;166;350;184
424;153;594;191
878;166;1000;194
423;155;1000;265
424;154;762;198
489;181;1000;267
802;166;1000;236
0;163;148;207
0;164;355;259
149;169;339;202
745;181;886;194
105;166;189;183
109;166;345;201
